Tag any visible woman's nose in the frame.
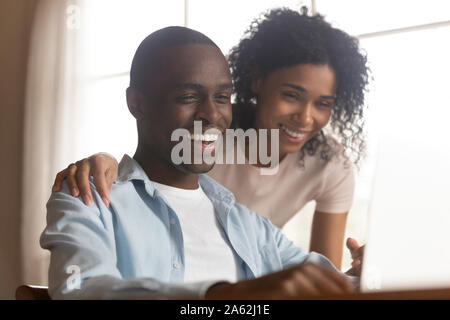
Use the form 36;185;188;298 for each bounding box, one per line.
293;103;314;128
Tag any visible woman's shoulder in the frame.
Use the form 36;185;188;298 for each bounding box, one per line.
310;137;356;212
288;136;354;185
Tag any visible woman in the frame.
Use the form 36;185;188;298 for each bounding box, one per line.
53;7;368;270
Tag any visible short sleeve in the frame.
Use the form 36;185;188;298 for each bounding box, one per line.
314;158;355;214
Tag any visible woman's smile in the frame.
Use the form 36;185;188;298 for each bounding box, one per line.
279;124;310;144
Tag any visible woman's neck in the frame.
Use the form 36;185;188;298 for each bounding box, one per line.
244;134;287;168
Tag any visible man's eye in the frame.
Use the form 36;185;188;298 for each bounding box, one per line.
177;95;196;103
215;94;231;103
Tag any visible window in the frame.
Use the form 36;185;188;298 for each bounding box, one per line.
72;0;185;159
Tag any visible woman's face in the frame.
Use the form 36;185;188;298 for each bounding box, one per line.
253;63;337;158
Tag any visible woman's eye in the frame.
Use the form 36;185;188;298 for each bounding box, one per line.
318;101;333;108
282;92;299;100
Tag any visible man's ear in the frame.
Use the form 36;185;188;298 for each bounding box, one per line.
126;87;146;120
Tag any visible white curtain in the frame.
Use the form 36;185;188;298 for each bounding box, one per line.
19;0;185;285
21;0;83;285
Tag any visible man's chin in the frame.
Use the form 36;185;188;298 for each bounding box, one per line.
177;162;216;174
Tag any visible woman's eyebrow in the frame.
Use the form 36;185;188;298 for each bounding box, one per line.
282;83;308;92
320;95;336;100
282;83;336;100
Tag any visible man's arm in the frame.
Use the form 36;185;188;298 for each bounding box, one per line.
40;182;218;299
205;262;355;299
264;215;361;289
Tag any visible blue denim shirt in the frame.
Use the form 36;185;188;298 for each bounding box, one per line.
40;154;343;299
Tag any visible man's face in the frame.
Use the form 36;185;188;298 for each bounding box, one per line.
139;44;233;174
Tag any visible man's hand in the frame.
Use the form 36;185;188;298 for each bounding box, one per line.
345;237;365;277
205;263;355;299
52;153;119;207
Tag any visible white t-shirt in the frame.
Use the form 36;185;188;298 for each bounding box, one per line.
208;140;355;228
152;181;244;284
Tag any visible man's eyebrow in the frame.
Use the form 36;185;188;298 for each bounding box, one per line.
282;83;336;100
174;83;232;91
216;83;233;90
174;83;204;90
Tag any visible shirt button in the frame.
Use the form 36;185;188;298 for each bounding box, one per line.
173;262;180;269
170;218;176;225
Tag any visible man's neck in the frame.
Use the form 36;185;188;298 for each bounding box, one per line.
133;148;199;190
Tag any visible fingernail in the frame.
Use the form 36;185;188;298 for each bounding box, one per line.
102;196;110;207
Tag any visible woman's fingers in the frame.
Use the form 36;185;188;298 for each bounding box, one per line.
100;168;118;207
91;155;114;207
351;245;365;260
345;266;360;277
351;259;361;268
51;154;117;207
357;245;365;257
76;160;93;205
66;164;80;197
346;237;359;251
93;172;110;207
105;168;117;188
346;237;365;259
346;239;365;277
52;164;83;198
52;168;69;192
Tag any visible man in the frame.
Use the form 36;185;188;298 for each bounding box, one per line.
41;26;358;299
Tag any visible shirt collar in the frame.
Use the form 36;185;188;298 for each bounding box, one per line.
116;154;157;196
198;174;235;207
115;154;236;206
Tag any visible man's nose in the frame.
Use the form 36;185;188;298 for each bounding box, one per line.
195;97;221;125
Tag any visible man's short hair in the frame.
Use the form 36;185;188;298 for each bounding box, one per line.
130;26;220;92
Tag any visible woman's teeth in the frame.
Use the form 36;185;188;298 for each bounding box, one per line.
187;133;219;142
280;124;308;139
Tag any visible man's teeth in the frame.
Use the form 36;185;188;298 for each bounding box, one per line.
187;133;219;142
280;124;308;139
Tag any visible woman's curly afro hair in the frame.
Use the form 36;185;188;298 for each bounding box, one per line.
228;7;370;167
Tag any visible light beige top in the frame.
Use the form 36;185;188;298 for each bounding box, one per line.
207;143;355;228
